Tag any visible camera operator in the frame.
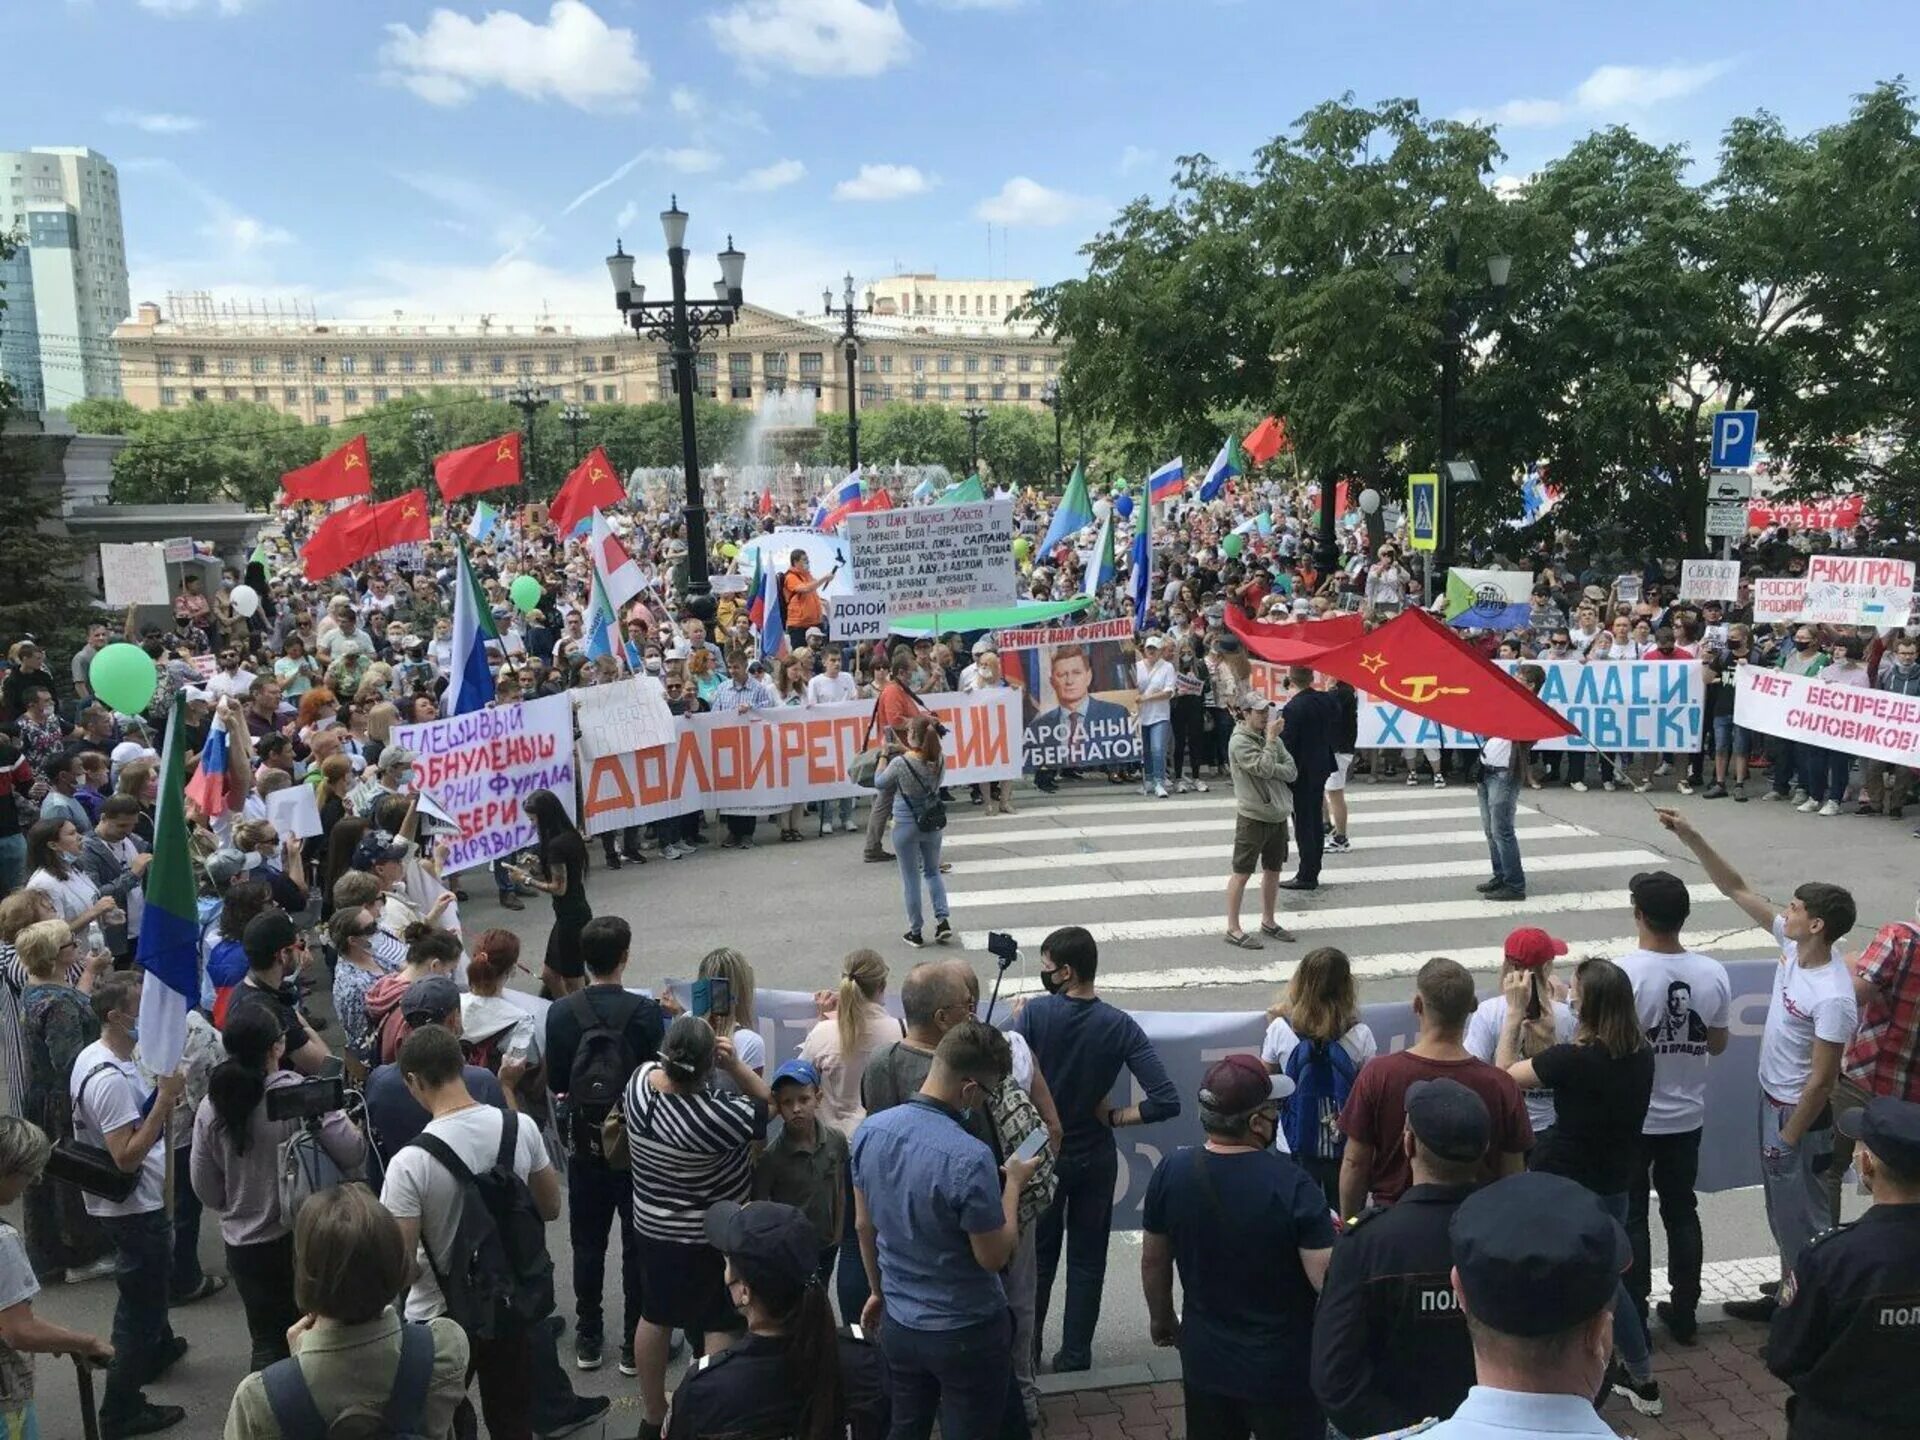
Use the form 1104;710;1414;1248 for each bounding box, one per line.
224;911;330;1075
191;1004;365;1370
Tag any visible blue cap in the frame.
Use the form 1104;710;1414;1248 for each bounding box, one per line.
770;1058;820;1090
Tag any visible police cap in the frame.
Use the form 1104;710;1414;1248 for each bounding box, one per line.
706;1201;820;1308
1838;1097;1920;1176
1450;1173;1628;1337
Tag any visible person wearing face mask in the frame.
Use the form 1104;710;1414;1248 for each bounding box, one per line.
1763;625;1830;805
326;889;401;1068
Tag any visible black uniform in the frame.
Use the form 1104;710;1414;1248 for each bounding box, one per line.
666;1326;890;1440
1309;1183;1478;1437
1766;1202;1920;1439
1280;685;1339;885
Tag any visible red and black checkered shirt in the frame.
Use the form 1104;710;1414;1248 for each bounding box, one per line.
1844;921;1920;1099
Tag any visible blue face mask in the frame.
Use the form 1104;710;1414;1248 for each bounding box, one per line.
125;1022;139;1043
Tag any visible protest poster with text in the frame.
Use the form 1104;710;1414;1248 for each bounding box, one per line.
395;693;576;874
579;690;1023;833
843;498;1016;613
1680;559;1740;603
1752;577;1807;624
1802;555;1915;626
1734;665;1920;766
1749;496;1864;531
101;543;172;608
574;674;675;762
994;617;1142;771
1356;657;1703;753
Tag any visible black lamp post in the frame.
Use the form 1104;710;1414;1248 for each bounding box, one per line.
508;381;548;501
959;405;987;479
608;197;746;621
824;273;875;472
560;401;588;465
1040;379;1064;487
410;407;437;493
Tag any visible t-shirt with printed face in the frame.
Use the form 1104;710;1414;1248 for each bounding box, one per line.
1615;947;1733;1136
1758;915;1859;1106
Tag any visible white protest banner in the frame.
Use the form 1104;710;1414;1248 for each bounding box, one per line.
1803;554;1915;626
844;498;1016;612
1680;559;1739;604
101;543;172;607
993;617;1141;771
573;675;675;762
1356;657;1702;753
1615;575;1643;604
265;783;324;841
396;693;576;874
828;589;889;643
580;690;1022;832
733;530;854;595
161;537;196;564
1752;578;1807;624
1734;665;1920;766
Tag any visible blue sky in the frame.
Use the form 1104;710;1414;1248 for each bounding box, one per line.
6;0;1913;330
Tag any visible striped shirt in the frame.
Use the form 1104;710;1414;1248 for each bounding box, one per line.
623;1061;763;1243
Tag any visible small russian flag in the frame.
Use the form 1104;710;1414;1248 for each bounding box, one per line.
183;724;231;821
1148;457;1186;505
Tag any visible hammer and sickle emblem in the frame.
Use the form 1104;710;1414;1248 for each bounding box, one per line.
343;451;363;468
1378;674;1470;706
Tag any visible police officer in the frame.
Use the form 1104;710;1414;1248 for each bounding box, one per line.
1767;1097;1920;1439
667;1200;890;1440
1311;1079;1487;1435
1407;1171;1628;1438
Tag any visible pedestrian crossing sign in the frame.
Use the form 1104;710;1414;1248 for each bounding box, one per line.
1408;473;1440;552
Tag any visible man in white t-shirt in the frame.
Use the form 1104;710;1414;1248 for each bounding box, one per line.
1134;635;1177;798
69;973;189;1440
804;645;861;835
1612;867;1731;1345
1658;809;1860;1323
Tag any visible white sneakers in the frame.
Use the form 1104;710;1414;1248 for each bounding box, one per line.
1154;783;1170;798
1818;800;1840;816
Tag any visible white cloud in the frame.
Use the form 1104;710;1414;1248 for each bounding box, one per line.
1117;144;1157;177
833;163;932;201
710;0;912;79
736;158;806;192
105;108;204;134
135;0;251;15
615;200;640;230
657;147;723;174
669;86;699;117
973;176;1095;227
380;0;649;110
1464;59;1734;130
921;0;1024;7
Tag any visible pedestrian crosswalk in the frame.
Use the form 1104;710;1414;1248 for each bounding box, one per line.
937;783;1781;997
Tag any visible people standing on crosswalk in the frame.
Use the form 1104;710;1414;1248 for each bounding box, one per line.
1223;693;1298;950
1278;665;1338;893
1464;929;1575;1144
1261;947;1376;1208
1324;678;1358;853
1131;636;1177;798
1168;632;1211;793
1473;662;1544;902
1655;808;1859;1325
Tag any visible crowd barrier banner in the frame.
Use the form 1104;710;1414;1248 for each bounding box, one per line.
995;617;1142;772
1355;658;1703;753
508;960;1776;1227
1733;665;1920;765
396;693;577;874
578;689;1024;834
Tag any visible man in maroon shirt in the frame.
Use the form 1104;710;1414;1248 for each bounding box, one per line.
1337;957;1533;1219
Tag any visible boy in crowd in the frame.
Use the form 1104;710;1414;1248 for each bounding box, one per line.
752;1059;848;1285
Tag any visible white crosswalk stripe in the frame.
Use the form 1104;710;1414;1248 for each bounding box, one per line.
942;800;1502;848
940;824;1589;874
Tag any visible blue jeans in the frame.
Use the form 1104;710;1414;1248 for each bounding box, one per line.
1035;1140;1117;1370
892;818;948;934
98;1207;177;1423
1597;1191;1652;1378
881;1309;1029;1440
819;795;855;832
1477;768;1524;891
1798;746;1851;804
836;1162;871;1325
0;833;25;896
1141;720;1169;788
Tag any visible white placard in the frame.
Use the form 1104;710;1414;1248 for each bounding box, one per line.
843;498;1017;612
1680;559;1739;603
265;783;325;841
1734;665;1920;767
829;589;890;643
395;694;577;875
101;543;172;607
1705;501;1749;539
1752;578;1807;624
573;675;675;762
161;537;196;564
1614;575;1642;604
1802;555;1915;626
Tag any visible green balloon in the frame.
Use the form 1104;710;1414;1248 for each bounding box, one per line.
510;575;543;613
89;643;157;716
1222;533;1245;559
1012;536;1031;560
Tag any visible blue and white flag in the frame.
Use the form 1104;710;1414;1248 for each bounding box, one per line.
445;535;497;716
466;500;499;543
1129;508;1152;630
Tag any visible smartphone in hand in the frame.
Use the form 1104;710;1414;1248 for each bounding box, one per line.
1012;1128;1050;1164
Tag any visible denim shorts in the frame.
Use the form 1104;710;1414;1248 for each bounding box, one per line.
1709;715;1749;758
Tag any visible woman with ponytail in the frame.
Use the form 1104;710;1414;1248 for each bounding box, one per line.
1464;926;1576;1144
191;1005;366;1369
667;1199;889;1440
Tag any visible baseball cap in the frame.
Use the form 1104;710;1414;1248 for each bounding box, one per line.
1837;1097;1920;1175
1404;1078;1492;1164
241;911;302;971
1450;1172;1630;1336
971;638;994;656
1198;1053;1294;1115
377;746;418;776
1503;927;1568;970
401;975;461;1025
110;740;158;770
204;847;251;890
770;1058;821;1091
1239;692;1270;715
704;1200;820;1306
353;831;409;870
1142;634;1165;650
805;626;825;640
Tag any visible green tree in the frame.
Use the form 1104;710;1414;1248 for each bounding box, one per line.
101;401;319;508
859;404;968;473
65;397;144;435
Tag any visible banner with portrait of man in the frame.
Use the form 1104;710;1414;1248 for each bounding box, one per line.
994;617;1141;772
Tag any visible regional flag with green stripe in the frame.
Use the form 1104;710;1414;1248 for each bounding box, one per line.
135;692;201;1074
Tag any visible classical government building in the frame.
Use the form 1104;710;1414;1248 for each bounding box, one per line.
111;273;1065;426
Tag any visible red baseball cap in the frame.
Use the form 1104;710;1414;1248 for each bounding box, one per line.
1504;926;1568;970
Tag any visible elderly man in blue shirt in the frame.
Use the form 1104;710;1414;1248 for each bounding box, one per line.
853;1019;1044;1440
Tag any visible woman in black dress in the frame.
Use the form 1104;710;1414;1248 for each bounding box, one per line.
513;788;591;999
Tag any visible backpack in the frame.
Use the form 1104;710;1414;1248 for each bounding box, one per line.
983;1076;1056;1231
277;1122;351;1230
897;758;946;831
566;991;640;1165
407;1111;555;1341
1282;1037;1360;1162
262;1319;437;1440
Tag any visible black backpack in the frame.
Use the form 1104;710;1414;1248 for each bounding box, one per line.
261;1319;436;1440
566;991;642;1147
408;1111;555;1341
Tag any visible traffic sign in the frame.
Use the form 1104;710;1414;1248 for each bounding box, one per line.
1707;470;1753;503
1407;473;1440;552
1706;500;1748;539
1711;410;1759;469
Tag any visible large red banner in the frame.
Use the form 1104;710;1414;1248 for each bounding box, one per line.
1748;496;1864;530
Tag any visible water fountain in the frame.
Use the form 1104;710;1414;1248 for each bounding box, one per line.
731;390;824;507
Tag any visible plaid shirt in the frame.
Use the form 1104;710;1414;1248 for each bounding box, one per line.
1844;921;1920;1099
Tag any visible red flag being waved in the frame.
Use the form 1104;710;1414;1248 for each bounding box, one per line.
300;489;431;580
1224;608;1365;666
280;434;372;503
549;446;625;533
758;487;775;518
435;432;521;501
1243;416;1289;466
1307;608;1578;742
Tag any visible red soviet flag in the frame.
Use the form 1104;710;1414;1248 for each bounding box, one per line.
549;446;625;533
1223;608;1365;665
364;488;431;552
1309;608;1578;742
1243;416;1289;466
281;434;372;503
435;432;521;501
300;502;377;581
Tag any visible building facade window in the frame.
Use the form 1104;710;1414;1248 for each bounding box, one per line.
546;355;561;374
157;358;175;376
285;388;300;405
489;355;505;374
912;382;927;400
603;385;619;400
862;384;878;404
312;387;329;404
859;355;876;373
964;355;980;373
881;384;894;401
581;355;597;373
991;383;1006;400
989;295;998;316
187;355;205;375
911;355;926;373
938;383;952;400
601;355;614;371
191;388;208;402
311;356;326;374
729;353;752;399
696;352;718;397
159;388;177;406
343;387;359;405
250;355;267;375
343;355;359;374
989;355;1005;372
461;354;477;374
400;354;417;374
373;387;388;403
763;352;788;392
282;356;297;375
878;355;893;374
253;387;268;403
516;357;533;375
582;384;596;402
430;355;446;375
1018;355;1032;372
1018;383;1031;400
964;384;979;400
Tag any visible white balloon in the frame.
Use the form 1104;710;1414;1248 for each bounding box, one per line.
230;584;260;618
1358;487;1382;515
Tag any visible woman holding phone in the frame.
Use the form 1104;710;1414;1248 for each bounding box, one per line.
513;789;591;999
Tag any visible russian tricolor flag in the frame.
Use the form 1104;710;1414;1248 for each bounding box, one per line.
183;723;231;822
1148;457;1186;505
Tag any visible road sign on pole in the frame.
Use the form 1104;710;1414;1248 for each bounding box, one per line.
1707;470;1753;503
1711;411;1760;470
1706;501;1749;539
